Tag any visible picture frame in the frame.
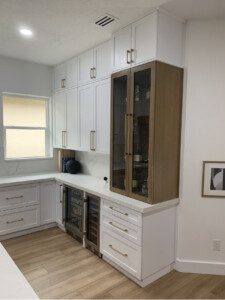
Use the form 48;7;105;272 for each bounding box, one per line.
202;161;225;197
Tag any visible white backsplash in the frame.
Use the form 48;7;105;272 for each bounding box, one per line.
75;151;110;180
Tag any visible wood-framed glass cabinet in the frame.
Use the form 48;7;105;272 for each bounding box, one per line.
110;61;183;204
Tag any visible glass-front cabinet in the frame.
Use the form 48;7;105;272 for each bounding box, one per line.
111;61;183;204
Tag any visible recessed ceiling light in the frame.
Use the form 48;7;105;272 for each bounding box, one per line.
19;27;33;37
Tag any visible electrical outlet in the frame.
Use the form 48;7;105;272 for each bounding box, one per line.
213;239;221;251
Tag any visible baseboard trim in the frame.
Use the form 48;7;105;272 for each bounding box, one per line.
103;255;173;287
0;223;57;241
175;258;225;275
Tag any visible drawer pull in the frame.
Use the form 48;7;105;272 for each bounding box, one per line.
109;206;128;216
109;221;128;232
6;195;23;200
109;244;128;257
6;218;24;224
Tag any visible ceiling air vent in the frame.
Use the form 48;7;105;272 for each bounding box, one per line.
95;14;118;27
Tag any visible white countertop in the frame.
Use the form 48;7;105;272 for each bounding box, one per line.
0;243;38;299
0;172;179;214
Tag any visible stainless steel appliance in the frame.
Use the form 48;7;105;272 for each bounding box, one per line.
64;186;101;256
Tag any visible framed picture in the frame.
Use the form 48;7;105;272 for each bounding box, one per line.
202;161;225;197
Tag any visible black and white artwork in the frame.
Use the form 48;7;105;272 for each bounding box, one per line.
202;162;225;197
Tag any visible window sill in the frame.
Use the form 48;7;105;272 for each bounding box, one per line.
4;156;54;162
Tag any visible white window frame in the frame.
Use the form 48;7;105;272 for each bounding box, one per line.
2;92;53;161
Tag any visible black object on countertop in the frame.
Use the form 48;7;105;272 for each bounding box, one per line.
66;159;81;174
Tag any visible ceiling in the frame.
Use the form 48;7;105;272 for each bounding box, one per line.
0;0;225;66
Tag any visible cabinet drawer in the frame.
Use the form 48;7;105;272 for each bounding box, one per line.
0;184;39;211
0;206;40;235
101;199;142;227
101;228;141;279
102;212;142;246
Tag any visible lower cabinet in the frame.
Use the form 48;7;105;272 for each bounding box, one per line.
100;198;176;287
40;181;56;225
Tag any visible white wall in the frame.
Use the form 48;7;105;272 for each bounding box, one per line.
176;20;225;273
0;55;57;176
75;151;109;180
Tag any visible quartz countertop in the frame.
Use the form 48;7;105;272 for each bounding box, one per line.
0;243;38;299
0;172;179;214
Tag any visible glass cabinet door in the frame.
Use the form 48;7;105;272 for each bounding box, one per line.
130;67;151;198
111;72;130;193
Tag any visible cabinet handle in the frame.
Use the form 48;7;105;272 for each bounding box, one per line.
109;244;128;257
61;79;66;88
59;185;64;204
109;206;128;216
6;195;23;200
131;49;135;63
90;130;96;151
109;221;128;232
126;50;131;64
62;131;67;148
83;201;87;233
6;218;24;224
90;68;93;79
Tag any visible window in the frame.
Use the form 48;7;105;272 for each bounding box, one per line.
3;93;51;159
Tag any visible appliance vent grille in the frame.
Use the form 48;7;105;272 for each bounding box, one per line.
95;14;117;27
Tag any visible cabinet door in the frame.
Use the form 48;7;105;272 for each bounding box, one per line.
129;64;152;200
40;181;56;225
110;70;130;195
66;57;78;88
54;91;67;148
94;79;110;154
131;12;157;66
78;49;94;86
67;88;80;149
54;63;66;91
78;84;95;151
94;40;111;81
112;25;132;72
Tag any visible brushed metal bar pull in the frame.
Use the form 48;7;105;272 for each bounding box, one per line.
126;50;131;64
131;48;135;63
61;79;66;88
62;131;67;148
83;201;87;233
6;195;23;200
90;68;93;79
59;185;63;204
6;218;24;224
109;221;128;232
109;244;128;257
90;130;95;151
109;206;128;216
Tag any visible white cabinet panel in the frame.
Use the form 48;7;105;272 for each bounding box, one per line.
112;25;132;72
54;91;67;148
67;88;80;149
66;57;78;88
40;181;56;225
94;79;110;153
94;41;111;81
54;63;66;91
78;49;94;86
78;84;95;151
55;183;63;227
131;12;157;66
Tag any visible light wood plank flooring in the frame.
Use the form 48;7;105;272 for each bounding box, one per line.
2;227;225;299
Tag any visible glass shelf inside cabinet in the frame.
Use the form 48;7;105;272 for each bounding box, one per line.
132;68;151;197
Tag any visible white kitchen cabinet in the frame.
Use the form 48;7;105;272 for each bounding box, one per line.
94;40;111;81
54;63;66;91
112;9;184;72
78;49;94;86
78;84;95;151
66;87;79;149
66;57;78;89
94;79;110;153
112;25;132;72
54;91;67;148
40;181;56;225
55;183;64;227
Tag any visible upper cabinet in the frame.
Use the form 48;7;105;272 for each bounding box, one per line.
54;57;78;91
78;40;111;86
112;9;184;72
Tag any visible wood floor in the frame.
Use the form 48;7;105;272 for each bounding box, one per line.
2;227;225;299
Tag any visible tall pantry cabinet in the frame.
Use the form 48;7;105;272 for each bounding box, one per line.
110;61;183;204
